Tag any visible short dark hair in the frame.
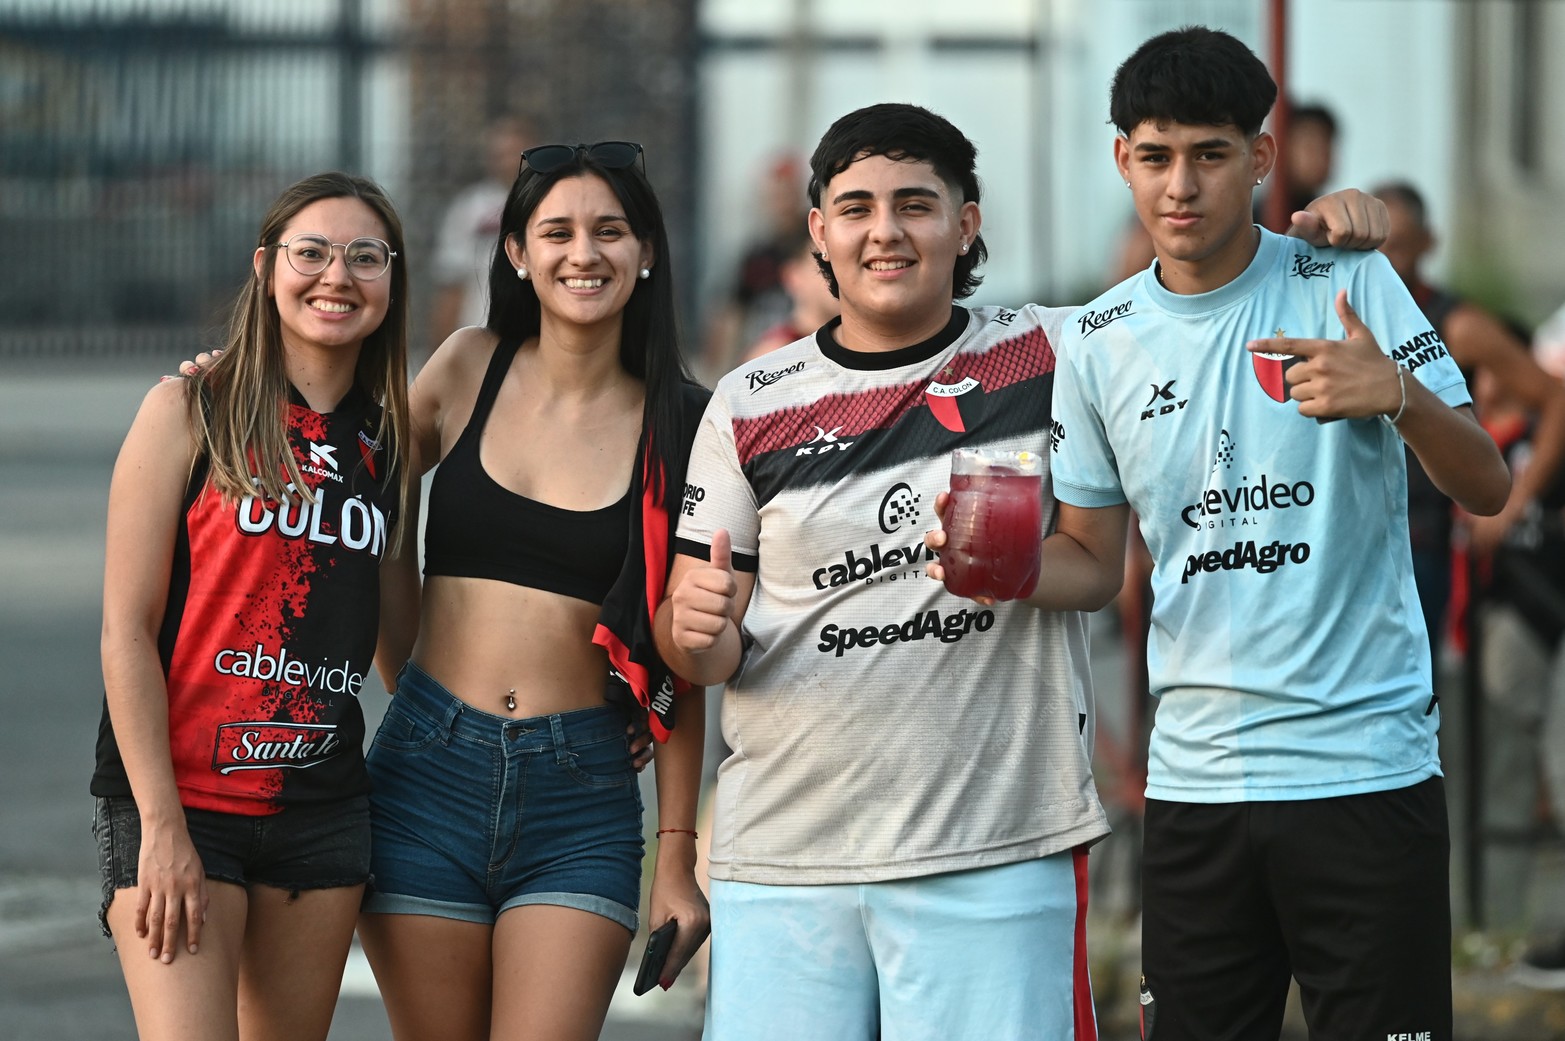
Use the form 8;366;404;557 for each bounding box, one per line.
1109;26;1277;138
1289;102;1338;140
486;149;692;501
807;102;987;300
1372;181;1429;230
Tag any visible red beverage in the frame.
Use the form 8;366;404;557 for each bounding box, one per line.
941;450;1043;601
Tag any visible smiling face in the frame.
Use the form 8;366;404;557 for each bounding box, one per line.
258;195;392;357
504;173;653;337
1115;119;1274;293
807;153;978;349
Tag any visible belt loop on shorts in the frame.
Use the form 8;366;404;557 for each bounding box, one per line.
437;697;461;746
549;714;570;766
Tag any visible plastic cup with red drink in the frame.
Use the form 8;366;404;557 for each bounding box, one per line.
940;448;1043;601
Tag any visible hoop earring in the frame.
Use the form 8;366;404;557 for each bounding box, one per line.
516;266;528;280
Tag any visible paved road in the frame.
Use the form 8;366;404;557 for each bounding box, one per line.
0;360;700;1041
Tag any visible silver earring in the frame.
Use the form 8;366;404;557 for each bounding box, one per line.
1256;178;1263;185
960;243;969;254
639;267;651;280
820;251;828;261
515;266;528;280
1125;182;1131;189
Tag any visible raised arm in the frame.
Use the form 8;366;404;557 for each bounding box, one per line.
1287;188;1389;251
654;530;756;688
1248;290;1509;516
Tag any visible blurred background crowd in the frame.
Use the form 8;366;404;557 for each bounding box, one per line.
3;0;1565;1037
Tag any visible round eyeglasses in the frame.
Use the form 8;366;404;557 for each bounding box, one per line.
277;234;397;280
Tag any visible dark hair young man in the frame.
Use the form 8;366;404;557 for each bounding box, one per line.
1040;26;1509;1041
658;99;1387;1040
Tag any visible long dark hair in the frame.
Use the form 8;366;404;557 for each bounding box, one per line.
485;150;692;502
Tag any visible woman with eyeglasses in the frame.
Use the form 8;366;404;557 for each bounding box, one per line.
354;140;711;1041
92;171;415;1040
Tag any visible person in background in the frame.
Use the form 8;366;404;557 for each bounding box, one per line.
1257;101;1337;232
736;225;841;364
1374;180;1565;642
430;115;536;345
356;139;710;1041
94;171;415;1041
1037;27;1507;1040
697;153;807;382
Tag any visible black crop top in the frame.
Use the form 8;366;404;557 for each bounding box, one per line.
423;337;631;605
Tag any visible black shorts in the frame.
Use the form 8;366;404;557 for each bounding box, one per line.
92;794;371;936
1139;777;1451;1041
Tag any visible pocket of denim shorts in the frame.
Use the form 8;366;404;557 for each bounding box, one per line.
370;699;444;753
562;731;634;790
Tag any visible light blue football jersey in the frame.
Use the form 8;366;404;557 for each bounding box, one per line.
1052;228;1470;802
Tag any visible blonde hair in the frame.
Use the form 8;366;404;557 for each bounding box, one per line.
189;172;413;549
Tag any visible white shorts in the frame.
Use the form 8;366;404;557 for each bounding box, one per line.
703;849;1096;1041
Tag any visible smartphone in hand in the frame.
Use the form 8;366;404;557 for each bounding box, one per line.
633;919;679;995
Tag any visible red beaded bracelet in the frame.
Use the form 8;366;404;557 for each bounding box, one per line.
656;828;698;839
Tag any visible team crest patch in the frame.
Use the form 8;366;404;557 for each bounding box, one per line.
925;374;983;433
1250;352;1301;404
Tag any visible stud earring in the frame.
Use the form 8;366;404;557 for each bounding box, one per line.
639;267;651;280
516;266;528;280
960;242;969;254
1255;178;1263;186
820;251;828;261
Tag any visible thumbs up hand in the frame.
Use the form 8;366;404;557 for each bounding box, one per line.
669;529;739;655
1245;290;1403;422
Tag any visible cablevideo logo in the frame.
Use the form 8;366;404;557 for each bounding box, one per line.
212;642;365;695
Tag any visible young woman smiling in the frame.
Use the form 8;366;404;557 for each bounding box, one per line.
355;141;710;1041
94;171;415;1041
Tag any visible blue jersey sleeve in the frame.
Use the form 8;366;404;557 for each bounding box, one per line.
1050;325;1128;508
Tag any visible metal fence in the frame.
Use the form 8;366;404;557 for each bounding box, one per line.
0;0;698;360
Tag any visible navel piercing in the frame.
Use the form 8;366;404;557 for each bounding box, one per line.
506;689;517;711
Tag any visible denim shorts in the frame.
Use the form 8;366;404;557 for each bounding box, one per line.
92;794;371;936
361;661;643;932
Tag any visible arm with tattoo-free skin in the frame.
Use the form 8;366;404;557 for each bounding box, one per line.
100;381;209;965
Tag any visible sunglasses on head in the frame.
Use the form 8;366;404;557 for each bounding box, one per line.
519;141;646;177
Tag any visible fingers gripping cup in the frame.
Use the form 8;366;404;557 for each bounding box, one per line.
941;448;1043;601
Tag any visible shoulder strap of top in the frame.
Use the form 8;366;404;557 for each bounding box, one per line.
467;336;522;429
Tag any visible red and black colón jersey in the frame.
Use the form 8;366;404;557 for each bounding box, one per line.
92;385;397;815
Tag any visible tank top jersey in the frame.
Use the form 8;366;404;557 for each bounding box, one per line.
677;305;1107;886
91;385;397;815
1051;229;1471;803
